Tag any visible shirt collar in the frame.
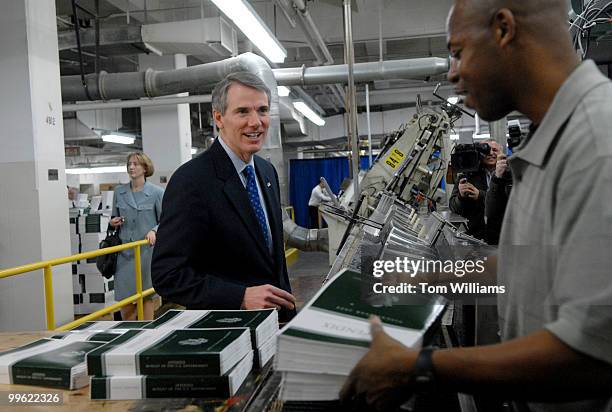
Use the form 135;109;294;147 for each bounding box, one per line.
513;60;609;167
217;136;256;176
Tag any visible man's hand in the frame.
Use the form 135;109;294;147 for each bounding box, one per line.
495;154;508;178
242;284;296;310
458;178;480;200
110;217;124;228
145;230;156;246
339;316;417;411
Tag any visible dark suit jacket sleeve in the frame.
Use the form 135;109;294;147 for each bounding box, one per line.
449;174;485;217
151;168;246;309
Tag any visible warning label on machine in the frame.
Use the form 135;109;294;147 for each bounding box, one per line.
384;149;405;169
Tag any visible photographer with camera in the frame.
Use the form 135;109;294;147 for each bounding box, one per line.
449;139;501;242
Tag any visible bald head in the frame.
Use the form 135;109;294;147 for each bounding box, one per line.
450;0;569;40
446;0;579;123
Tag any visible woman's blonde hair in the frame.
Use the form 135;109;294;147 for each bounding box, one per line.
126;152;155;178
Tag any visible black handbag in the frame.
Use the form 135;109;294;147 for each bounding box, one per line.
96;227;122;279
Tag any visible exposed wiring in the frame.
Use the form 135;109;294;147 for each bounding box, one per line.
570;0;612;59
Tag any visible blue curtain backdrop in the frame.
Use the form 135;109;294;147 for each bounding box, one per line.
289;156;372;227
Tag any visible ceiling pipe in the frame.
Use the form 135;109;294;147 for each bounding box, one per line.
61;52;277;102
273;57;448;86
62;94;212;112
61;55;448;103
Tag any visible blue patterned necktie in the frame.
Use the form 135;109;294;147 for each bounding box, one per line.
243;165;272;250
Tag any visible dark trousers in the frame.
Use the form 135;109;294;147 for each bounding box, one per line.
309;206;319;229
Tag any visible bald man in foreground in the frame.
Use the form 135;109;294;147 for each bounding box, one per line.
340;1;612;411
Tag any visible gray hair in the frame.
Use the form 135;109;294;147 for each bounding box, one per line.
211;72;271;115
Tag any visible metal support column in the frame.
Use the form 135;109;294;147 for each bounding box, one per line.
343;0;360;206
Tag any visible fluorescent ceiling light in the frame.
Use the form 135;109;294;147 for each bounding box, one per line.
210;0;287;63
66;166;126;175
473;133;490;139
447;96;460;105
102;133;135;145
293;101;325;126
277;86;291;97
191;147;198;155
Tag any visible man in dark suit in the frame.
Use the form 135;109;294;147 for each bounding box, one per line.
151;72;296;321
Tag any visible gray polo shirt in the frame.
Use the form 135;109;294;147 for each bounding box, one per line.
498;60;612;411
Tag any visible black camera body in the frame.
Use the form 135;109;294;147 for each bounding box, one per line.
450;142;491;173
507;122;522;149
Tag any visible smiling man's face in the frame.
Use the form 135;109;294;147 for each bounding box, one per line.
446;3;514;121
214;82;270;162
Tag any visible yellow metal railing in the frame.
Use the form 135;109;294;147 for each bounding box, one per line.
284;206;295;222
0;239;152;331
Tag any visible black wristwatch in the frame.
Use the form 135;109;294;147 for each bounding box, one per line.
412;347;437;393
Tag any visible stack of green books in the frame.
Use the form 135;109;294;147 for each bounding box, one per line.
0;338;106;389
145;308;279;368
275;268;445;401
87;328;253;400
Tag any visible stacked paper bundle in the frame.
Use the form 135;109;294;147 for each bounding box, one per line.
0;339;107;389
0;311;274;399
87;328;254;400
146;308;279;369
69;214;115;315
275;269;445;401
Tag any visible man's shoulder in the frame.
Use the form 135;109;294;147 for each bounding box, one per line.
254;154;275;175
580;81;612;157
555;82;612;174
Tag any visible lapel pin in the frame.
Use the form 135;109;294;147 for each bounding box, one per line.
266;182;271;188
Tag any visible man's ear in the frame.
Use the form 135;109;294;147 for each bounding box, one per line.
494;8;516;48
213;110;223;129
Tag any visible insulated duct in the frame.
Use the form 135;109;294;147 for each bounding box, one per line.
273;57;449;86
61;56;448;102
62;52;274;102
283;209;329;252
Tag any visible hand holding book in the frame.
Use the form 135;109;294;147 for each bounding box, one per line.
339;316;416;412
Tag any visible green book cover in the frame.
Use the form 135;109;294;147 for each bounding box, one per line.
143;311;183;329
139;329;244;375
187;309;277;347
144;309;277;347
281;269;445;348
0;339;105;389
88;328;250;376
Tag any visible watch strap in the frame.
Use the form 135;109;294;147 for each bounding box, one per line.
413;347;437;393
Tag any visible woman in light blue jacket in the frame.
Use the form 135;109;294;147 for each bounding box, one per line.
110;152;164;320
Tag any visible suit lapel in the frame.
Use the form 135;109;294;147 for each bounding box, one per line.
210;141;274;266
